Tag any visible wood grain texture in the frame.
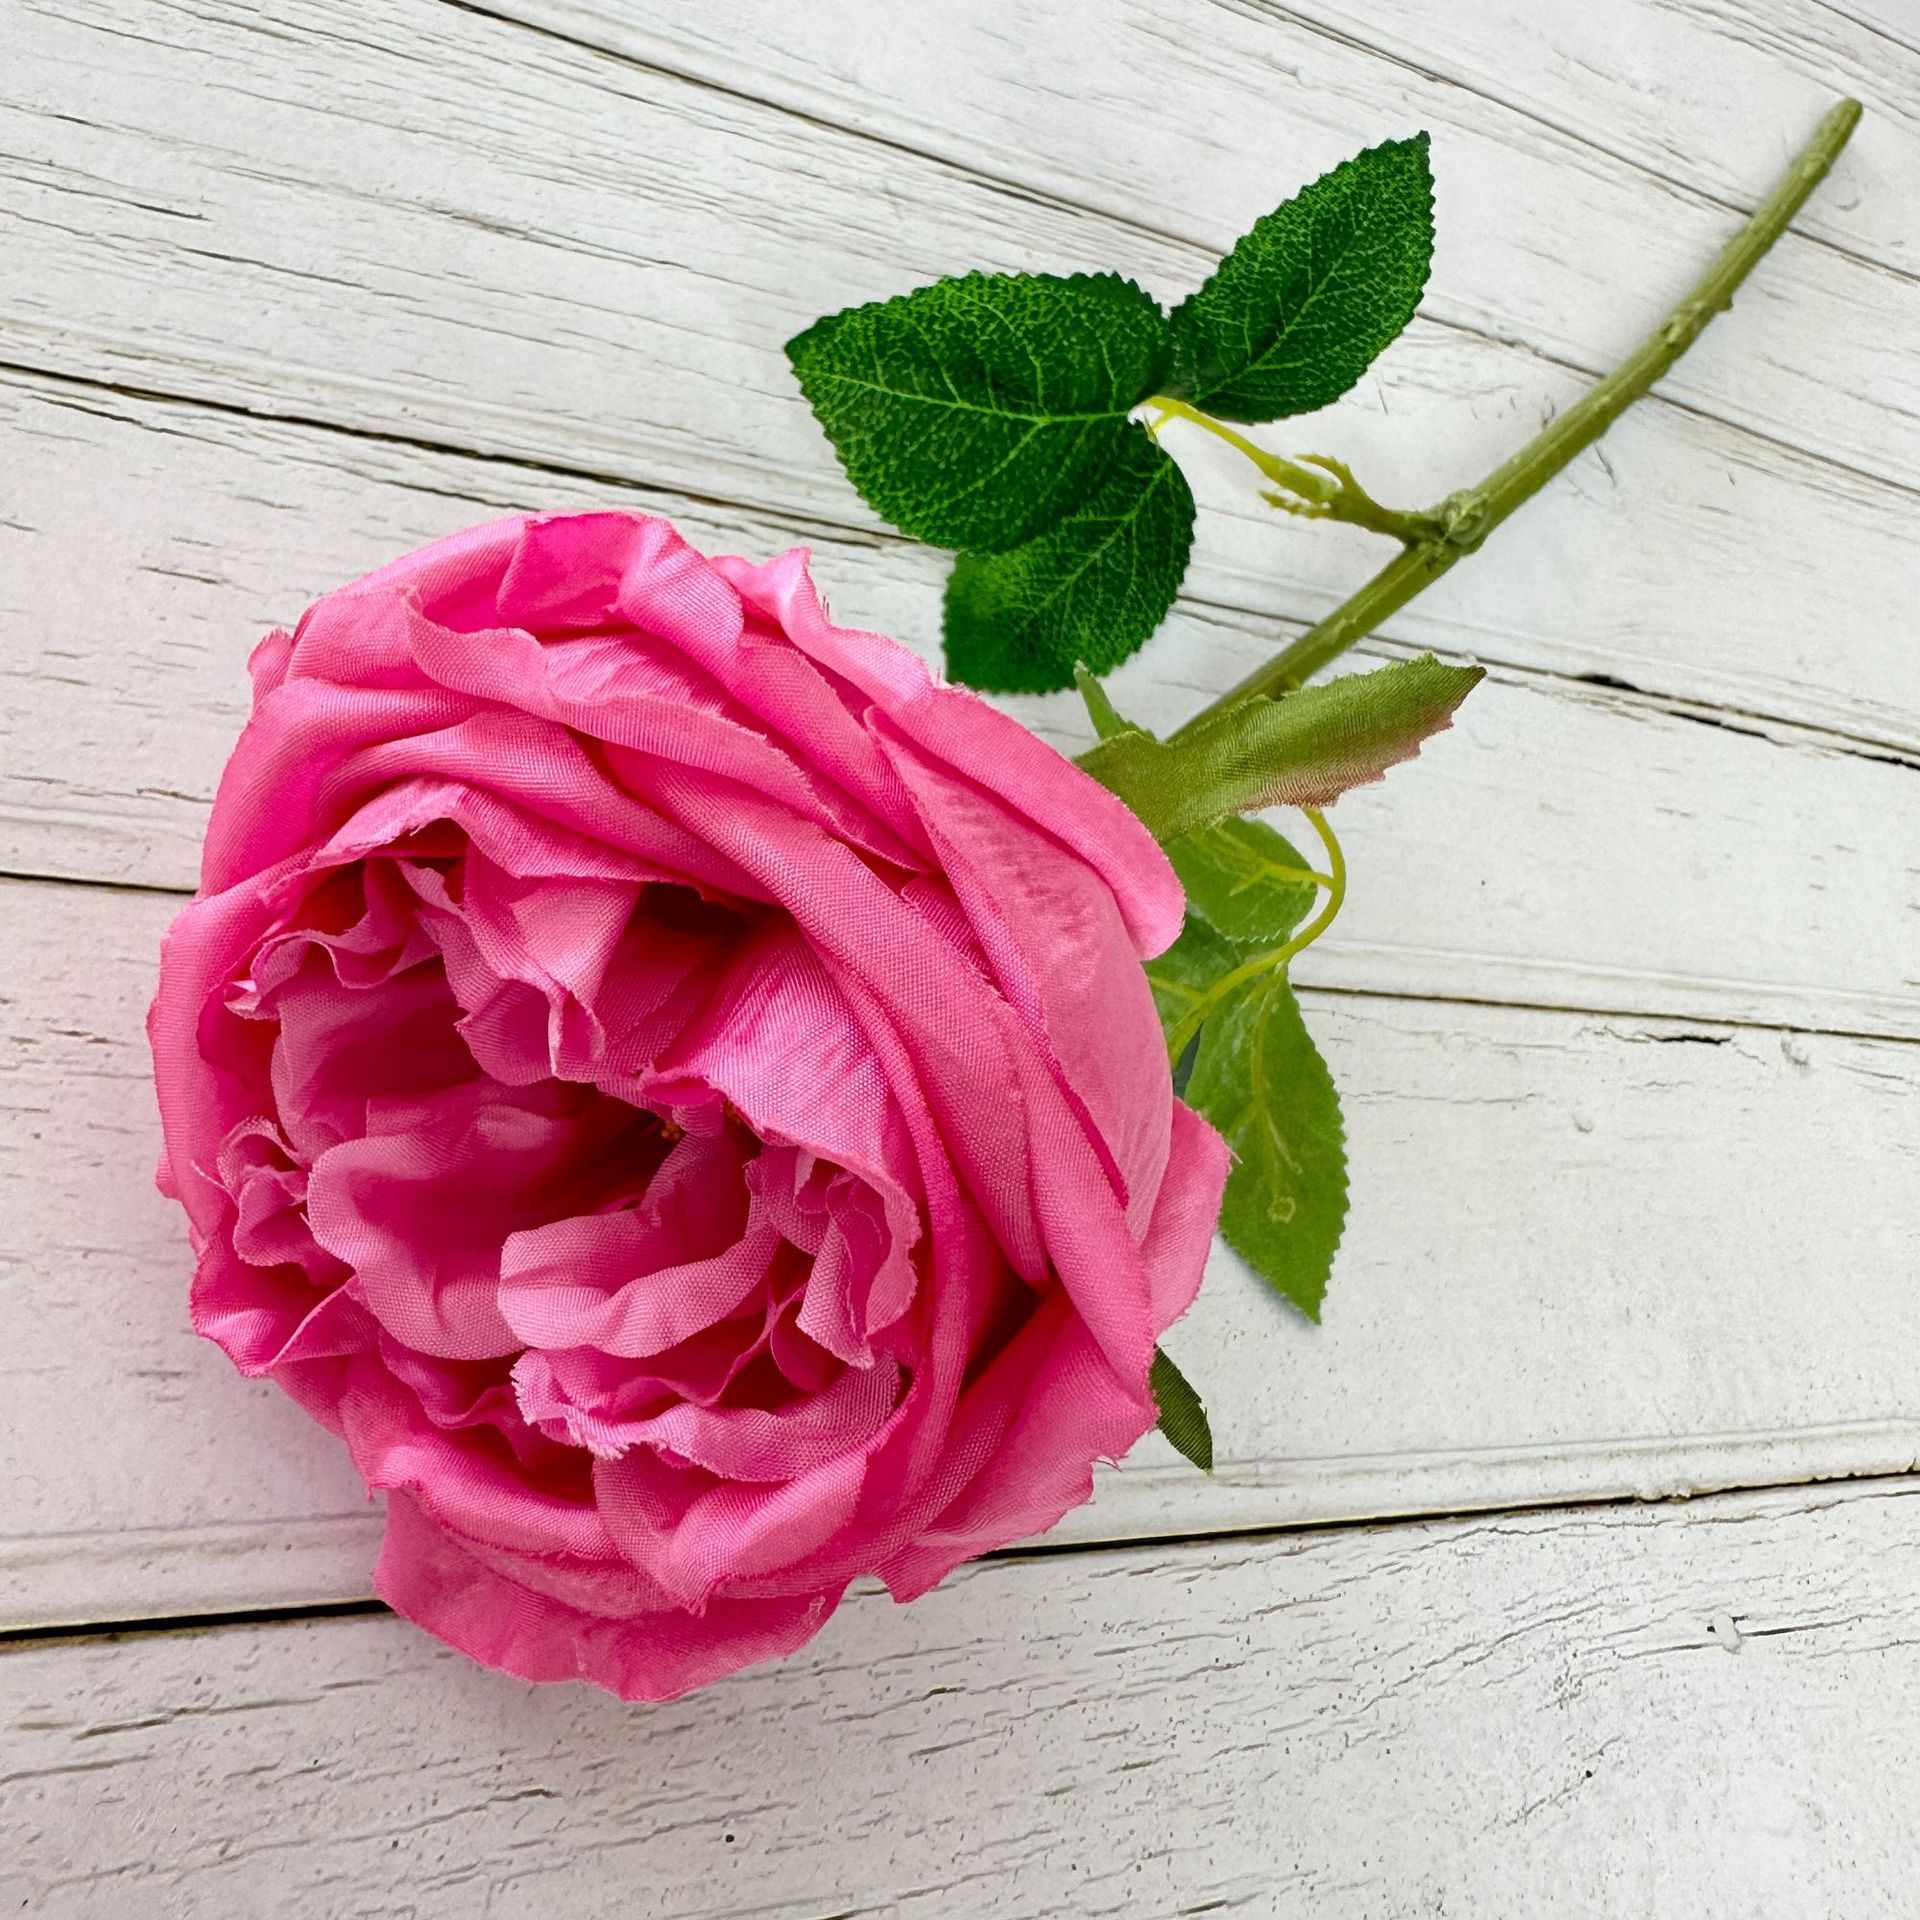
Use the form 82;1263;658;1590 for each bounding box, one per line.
2;0;1917;753
6;873;1916;1629
540;0;1917;280
1;6;1918;1896
4;371;1919;1045
7;1478;1920;1917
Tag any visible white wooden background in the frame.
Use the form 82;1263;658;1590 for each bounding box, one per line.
2;1;1916;1912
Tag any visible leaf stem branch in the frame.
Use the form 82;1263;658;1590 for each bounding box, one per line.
1167;96;1861;741
1148;396;1439;541
1163;807;1347;1062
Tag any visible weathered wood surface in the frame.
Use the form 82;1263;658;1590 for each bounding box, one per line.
7;1479;1920;1918
2;0;1917;751
5;875;1916;1629
5;370;1918;1044
1;0;1917;1905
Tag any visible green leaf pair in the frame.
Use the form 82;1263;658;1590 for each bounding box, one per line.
1143;805;1355;1475
1093;653;1478;1464
1149;817;1349;1324
786;136;1434;691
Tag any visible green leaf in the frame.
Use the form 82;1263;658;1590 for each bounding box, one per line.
1144;912;1240;1046
1187;971;1348;1321
1167;135;1435;424
786;272;1172;552
1168;816;1320;949
1150;1347;1214;1473
1078;655;1482;846
943;428;1195;691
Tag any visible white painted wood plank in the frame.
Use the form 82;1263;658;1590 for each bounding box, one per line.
6;0;1907;485
547;0;1918;285
2;0;1915;721
1271;0;1920;277
4;372;1918;1040
5;875;1916;1629
6;1479;1920;1917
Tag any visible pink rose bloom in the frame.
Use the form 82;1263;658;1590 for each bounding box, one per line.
150;512;1226;1699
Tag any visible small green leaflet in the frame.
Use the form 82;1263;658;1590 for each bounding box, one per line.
1186;967;1348;1320
1146;814;1348;1321
944;427;1196;691
1150;1347;1214;1473
785;271;1170;553
1079;654;1483;846
1167;815;1321;948
1167;135;1434;423
1145;910;1240;1058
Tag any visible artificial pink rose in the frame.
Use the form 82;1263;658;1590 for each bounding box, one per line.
149;511;1227;1699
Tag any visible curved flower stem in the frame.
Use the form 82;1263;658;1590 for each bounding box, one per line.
1165;96;1861;742
1163;808;1347;1063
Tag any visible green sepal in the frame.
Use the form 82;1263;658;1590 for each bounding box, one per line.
1078;655;1482;846
1074;664;1138;742
1151;1346;1214;1473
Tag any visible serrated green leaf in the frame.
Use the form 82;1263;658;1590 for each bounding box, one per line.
943;428;1195;691
1168;816;1320;949
786;272;1172;552
1144;912;1241;1046
1187;971;1347;1321
1078;654;1482;846
1150;1347;1214;1473
1167;135;1434;424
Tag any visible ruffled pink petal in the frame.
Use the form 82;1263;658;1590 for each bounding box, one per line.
375;1491;842;1701
496;1123;781;1357
595;1444;870;1609
308;714;763;904
644;921;923;1360
882;722;1173;1236
619;1357;901;1481
307;1080;650;1360
200;683;479;894
1141;1099;1231;1329
404;599;920;869
259;949;475;1161
151;855;311;1237
876;1292;1145;1605
634;764;1049;1286
729;542;1184;956
878;1099;1226;1600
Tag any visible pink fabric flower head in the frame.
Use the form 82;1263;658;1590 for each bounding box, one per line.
149;512;1227;1699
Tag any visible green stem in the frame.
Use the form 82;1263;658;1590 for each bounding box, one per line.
1169;96;1861;738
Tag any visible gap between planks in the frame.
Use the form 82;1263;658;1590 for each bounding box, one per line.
8;350;1917;788
7;1474;1920;1919
9;1420;1920;1637
7;859;1918;1049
